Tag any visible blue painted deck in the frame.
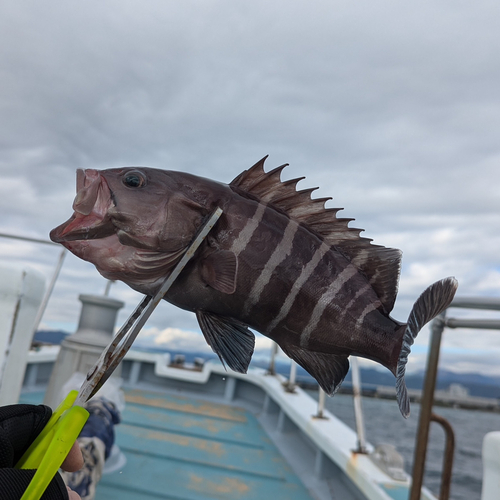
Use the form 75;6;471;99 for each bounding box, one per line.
20;389;314;500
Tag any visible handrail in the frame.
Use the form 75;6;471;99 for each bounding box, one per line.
314;387;327;419
410;297;500;500
430;413;455;500
283;360;297;392
30;248;67;335
267;342;278;375
449;297;500;311
410;313;446;500
446;318;500;330
0;232;59;246
351;356;368;454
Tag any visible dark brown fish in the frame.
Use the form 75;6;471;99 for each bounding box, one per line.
50;158;458;417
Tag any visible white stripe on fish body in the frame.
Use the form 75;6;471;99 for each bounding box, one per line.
267;240;331;332
229;202;267;257
340;282;373;320
356;300;383;329
339;283;376;322
242;218;299;316
299;263;359;348
351;249;383;291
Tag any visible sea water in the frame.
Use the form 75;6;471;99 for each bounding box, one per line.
307;392;499;500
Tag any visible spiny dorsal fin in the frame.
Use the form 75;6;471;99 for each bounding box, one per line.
230;157;402;314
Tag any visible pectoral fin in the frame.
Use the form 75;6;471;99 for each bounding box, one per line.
200;250;238;294
196;310;254;373
280;343;350;395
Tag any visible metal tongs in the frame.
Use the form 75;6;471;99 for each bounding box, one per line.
16;207;222;500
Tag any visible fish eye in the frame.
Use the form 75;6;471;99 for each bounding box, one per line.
123;171;146;188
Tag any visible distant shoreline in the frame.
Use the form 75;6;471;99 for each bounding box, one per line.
299;381;500;412
32;334;500;412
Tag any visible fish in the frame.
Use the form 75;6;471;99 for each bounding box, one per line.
50;157;458;417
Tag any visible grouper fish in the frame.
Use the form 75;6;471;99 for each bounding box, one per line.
50;158;458;417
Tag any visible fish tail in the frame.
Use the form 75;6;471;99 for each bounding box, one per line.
396;277;458;418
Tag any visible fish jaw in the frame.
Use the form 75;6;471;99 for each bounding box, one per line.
50;169;115;243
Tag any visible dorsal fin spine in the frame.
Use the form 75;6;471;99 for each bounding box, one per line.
247;164;286;191
283;177;305;186
230;157;403;313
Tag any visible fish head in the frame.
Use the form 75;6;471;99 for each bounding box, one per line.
51;167;209;249
50;167;214;291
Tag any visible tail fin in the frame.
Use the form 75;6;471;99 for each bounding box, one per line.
396;277;458;418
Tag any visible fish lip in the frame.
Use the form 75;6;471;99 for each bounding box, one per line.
49;214;115;242
50;169;116;243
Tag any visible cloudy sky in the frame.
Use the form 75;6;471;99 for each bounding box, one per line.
1;1;499;376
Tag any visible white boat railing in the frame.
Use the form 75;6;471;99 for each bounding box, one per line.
268;343;369;450
314;387;327;419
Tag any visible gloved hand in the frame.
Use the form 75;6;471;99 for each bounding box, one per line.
0;404;83;500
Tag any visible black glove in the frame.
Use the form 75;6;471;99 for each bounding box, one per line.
0;404;69;500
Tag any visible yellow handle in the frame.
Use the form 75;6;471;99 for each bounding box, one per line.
15;391;89;500
16;391;79;469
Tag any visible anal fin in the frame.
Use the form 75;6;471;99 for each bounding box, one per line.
280;343;350;395
196;310;255;373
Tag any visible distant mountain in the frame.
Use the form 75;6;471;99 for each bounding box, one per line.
131;345;500;399
346;367;500;399
131;345;219;363
33;330;70;345
35;332;500;399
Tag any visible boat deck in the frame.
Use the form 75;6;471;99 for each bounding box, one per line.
20;388;315;500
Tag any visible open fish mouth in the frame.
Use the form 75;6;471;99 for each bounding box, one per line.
50;169;115;243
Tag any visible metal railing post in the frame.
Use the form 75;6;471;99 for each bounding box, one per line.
283;360;297;392
351;356;368;454
267;342;278;375
31;248;67;336
104;280;116;296
289;360;297;385
410;312;446;500
314;387;328;419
